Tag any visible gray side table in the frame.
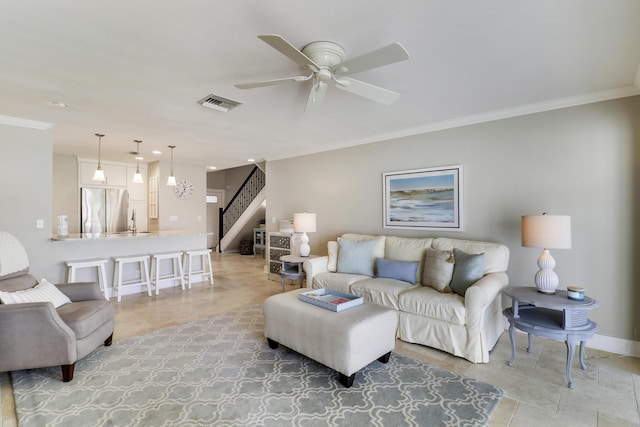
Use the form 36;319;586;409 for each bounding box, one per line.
279;254;317;292
502;286;599;389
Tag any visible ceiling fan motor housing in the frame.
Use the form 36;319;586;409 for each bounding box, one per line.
302;41;345;67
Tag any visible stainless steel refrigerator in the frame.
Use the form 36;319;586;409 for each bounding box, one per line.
80;188;129;234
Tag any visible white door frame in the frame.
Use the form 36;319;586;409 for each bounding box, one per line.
206;189;225;251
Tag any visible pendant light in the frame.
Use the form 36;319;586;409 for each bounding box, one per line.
132;140;144;184
166;145;177;186
92;133;106;182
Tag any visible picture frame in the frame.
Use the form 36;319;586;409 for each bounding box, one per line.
383;165;463;230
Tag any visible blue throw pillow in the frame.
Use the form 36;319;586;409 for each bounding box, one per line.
376;258;419;284
450;248;485;297
337;239;375;276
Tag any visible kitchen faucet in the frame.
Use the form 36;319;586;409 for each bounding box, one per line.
130;209;137;235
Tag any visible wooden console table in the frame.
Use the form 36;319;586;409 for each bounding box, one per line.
502;286;598;389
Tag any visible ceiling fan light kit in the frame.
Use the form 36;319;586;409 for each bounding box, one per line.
235;34;409;112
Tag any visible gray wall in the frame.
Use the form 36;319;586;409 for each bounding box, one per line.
152;159;207;232
0;123;53;277
207;163;257;201
52;153;79;233
266;96;640;343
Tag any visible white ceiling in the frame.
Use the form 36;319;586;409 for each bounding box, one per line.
1;1;639;170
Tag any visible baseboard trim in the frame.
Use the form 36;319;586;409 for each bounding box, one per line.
588;334;640;358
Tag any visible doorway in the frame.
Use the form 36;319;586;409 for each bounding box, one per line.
206;189;225;250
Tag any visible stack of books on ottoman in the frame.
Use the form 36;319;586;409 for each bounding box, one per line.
299;289;363;312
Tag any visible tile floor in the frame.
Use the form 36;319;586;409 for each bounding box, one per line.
2;252;639;426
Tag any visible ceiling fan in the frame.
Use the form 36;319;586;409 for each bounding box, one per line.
235;35;410;113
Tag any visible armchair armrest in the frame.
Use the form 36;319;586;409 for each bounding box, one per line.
464;272;509;333
0;302;76;372
302;256;329;288
56;282;104;301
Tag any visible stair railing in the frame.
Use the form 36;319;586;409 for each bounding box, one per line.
218;166;265;249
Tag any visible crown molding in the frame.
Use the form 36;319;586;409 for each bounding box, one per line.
360;85;640;146
0;114;51;130
272;85;640;163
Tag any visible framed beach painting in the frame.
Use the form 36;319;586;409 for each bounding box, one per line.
383;165;463;230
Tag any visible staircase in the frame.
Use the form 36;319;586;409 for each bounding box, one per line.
218;166;265;252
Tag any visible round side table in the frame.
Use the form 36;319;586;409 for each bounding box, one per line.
279;254;317;292
502;286;599;389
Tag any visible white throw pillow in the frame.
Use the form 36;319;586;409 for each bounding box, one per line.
422;249;454;293
327;241;338;272
0;278;71;308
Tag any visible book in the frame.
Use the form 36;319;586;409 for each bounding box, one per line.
299;289;364;312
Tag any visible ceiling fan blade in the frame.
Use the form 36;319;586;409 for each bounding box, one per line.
335;77;400;105
334;42;409;76
235;75;312;89
257;34;319;71
304;80;328;113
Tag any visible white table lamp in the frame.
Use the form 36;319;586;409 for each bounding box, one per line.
521;213;571;294
293;213;316;257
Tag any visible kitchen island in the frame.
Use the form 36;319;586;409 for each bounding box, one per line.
46;231;210;299
51;230;200;241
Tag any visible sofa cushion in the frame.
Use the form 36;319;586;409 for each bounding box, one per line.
398;286;466;325
337;238;376;276
384;236;433;283
57;299;114;340
312;272;368;294
327;241;338;272
376;258;419;285
432;237;509;274
450;249;485;297
340;234;386;256
350;277;414;310
0;272;38;292
0;279;71;308
422;249;454;292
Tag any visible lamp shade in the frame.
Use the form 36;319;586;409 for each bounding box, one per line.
522;214;571;249
92;167;105;182
132;171;144;184
293;213;316;233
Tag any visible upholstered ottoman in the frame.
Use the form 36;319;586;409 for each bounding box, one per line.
264;289;398;387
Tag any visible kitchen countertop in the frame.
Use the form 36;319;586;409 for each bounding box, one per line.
51;231;208;241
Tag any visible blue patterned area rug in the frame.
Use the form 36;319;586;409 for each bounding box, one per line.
11;305;503;426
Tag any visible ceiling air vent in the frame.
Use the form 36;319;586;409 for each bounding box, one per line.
197;94;241;112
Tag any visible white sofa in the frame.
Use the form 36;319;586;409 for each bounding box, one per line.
303;233;510;363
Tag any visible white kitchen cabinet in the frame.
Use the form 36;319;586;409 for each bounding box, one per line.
148;176;158;219
79;161;127;188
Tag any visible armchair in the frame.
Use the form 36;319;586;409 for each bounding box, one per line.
0;231;115;382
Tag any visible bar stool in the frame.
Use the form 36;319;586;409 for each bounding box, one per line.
111;255;152;302
183;249;214;288
150;251;185;294
65;258;109;300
